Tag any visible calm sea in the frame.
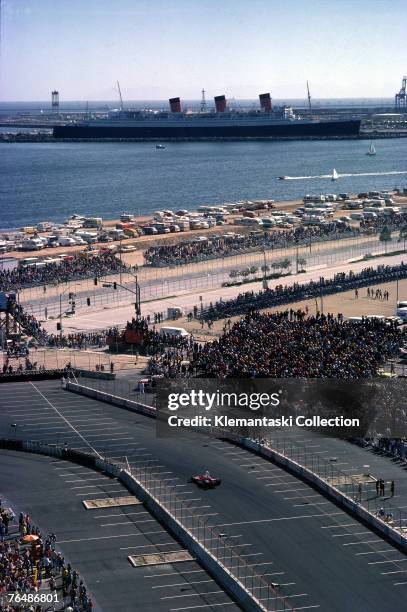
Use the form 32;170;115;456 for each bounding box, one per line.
1;138;406;231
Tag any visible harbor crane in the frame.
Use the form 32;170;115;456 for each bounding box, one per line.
306;81;312;116
200;88;207;112
395;76;407;111
117;80;124;111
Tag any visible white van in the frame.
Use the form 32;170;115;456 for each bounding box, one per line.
236;217;263;227
21;238;44;251
159;326;190;339
58;236;77;247
75;231;98;244
396;308;407;321
347;316;364;324
261;217;277;227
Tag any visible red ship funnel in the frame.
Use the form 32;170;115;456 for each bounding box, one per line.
169;97;182;113
214;95;227;113
259;93;272;111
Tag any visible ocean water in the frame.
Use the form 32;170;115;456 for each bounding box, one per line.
0;138;406;230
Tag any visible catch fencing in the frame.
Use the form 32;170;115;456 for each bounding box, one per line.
247;432;407;537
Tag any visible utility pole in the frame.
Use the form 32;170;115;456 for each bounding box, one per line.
262;244;268;289
106;278;141;316
135;275;141;316
59;294;63;339
119;238;123;284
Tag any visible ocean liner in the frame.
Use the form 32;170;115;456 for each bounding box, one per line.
53;93;361;140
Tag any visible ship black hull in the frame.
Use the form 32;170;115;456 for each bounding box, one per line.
53;120;361;140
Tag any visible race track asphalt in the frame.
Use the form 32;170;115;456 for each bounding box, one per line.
1;380;406;611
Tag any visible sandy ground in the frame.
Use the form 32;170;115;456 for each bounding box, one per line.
0;348;150;374
3;278;405;376
36;252;407;337
178;278;407;340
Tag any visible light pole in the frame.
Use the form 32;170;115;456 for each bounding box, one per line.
58;288;75;339
262;246;268;289
262;231;268;289
119;238;123;285
102;277;141;316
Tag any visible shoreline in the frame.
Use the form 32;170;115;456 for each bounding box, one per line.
2;131;407;143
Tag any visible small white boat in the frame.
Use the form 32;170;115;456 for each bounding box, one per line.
331;168;339;181
366;142;376;156
156;144;166;149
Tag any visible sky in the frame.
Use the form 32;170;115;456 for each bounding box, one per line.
0;0;406;102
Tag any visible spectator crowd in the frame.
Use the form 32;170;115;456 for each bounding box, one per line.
361;210;407;233
144;223;359;266
0;503;93;611
0;253;128;292
201;263;407;321
149;309;405;379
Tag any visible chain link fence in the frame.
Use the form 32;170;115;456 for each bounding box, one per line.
245;432;407;537
118;448;294;612
18;233;405;320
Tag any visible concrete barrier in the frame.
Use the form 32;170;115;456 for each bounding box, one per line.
226;434;407;553
64;382;407;562
76;370;116;380
66;381;156;419
118;469;266;612
0;438;267;612
65;381;407;551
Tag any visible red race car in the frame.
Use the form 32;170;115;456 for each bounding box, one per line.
191;471;221;489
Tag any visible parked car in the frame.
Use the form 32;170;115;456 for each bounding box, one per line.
143;226;158;235
99;234;113;243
